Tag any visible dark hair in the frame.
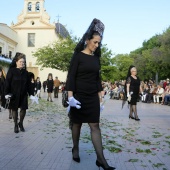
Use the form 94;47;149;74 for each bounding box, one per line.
47;73;53;79
74;18;105;58
9;52;26;70
126;65;135;80
28;72;35;81
74;31;102;57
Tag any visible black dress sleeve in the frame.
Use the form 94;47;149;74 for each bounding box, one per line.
97;58;103;92
66;54;79;92
26;71;31;96
4;69;12;95
126;77;131;84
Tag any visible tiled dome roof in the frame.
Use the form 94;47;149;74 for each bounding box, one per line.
55;23;69;38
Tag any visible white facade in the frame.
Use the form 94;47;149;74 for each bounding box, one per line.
0;23;17;58
9;0;67;82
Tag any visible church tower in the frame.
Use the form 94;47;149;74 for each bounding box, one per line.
17;0;51;24
11;0;67;81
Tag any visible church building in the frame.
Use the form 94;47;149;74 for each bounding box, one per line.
0;0;68;81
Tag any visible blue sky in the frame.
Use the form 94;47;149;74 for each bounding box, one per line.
0;0;170;55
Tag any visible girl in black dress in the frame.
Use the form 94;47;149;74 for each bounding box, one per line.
35;77;41;98
46;73;54;102
5;52;31;133
67;19;115;170
125;65;142;121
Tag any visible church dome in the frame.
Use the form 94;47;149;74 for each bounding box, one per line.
55;23;69;38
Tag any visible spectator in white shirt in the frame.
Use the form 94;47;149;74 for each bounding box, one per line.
153;85;164;103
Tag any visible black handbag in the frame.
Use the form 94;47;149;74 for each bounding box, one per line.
62;90;69;108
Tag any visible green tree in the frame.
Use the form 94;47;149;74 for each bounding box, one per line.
33;35;115;81
111;54;134;80
33;36;78;71
129;27;170;81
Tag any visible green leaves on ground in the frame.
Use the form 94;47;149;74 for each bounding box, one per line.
128;159;139;162
136;148;152;154
152;163;165;168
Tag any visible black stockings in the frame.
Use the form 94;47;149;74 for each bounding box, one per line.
130;105;139;119
89;123;109;168
72;123;82;158
20;109;26;123
12;110;18;125
12;109;26;125
71;123;109;168
9;109;12;119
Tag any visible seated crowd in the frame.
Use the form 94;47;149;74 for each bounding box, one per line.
102;78;170;106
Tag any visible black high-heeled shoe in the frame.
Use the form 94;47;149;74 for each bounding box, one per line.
129;115;135;119
72;148;80;163
135;118;140;121
14;125;19;133
96;160;116;170
18;122;25;132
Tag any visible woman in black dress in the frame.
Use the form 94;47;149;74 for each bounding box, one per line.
0;68;13;119
5;52;31;133
0;68;6;112
67;19;115;170
125;65;142;121
46;73;54;102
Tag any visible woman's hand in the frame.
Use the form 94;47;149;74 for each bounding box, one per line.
5;94;12;99
68;96;81;109
100;104;104;112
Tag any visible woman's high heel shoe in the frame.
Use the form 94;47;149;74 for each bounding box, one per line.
129;115;135;119
72;148;80;163
96;160;116;170
135;118;140;121
18;122;25;132
14;125;19;133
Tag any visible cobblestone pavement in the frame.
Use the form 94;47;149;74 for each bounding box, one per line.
0;92;170;170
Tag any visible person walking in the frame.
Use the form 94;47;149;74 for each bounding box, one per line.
35;77;41;98
0;68;6;112
43;81;47;92
124;65;143;121
66;18;115;170
0;68;12;118
46;73;54;102
5;52;31;133
53;76;60;98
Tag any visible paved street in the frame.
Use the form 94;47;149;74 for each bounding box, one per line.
0;92;170;170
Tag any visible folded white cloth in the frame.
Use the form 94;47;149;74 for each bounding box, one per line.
30;95;39;104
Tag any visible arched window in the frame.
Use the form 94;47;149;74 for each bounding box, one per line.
28;2;32;12
36;2;40;12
